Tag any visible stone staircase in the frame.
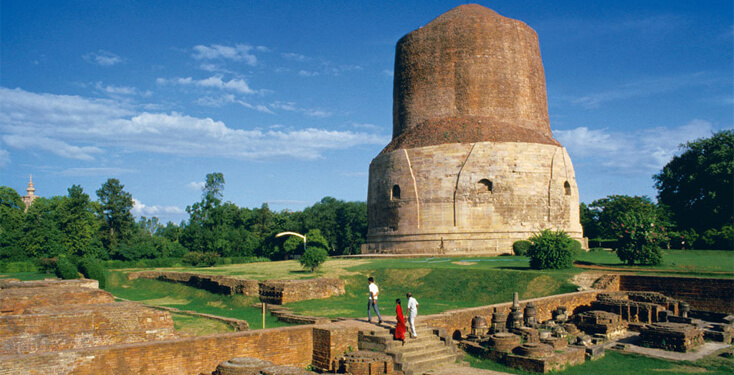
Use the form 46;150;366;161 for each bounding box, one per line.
358;323;464;375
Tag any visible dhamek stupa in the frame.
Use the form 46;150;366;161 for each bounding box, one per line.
363;4;584;255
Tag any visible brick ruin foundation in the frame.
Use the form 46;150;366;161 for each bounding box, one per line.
128;271;345;305
0;274;731;374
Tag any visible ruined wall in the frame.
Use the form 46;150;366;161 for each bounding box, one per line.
313;323;360;372
1;302;176;355
619;275;734;314
419;290;600;339
260;279;345;304
0;287;114;315
128;271;261;296
0;326;314;375
365;142;582;254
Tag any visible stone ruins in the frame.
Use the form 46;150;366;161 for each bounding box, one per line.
364;4;583;255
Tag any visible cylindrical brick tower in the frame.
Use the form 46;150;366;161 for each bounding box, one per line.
363;4;584;255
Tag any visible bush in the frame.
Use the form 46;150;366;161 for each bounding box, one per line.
36;258;58;273
512;240;531;256
182;251;219;267
569;240;584;257
54;257;80;279
78;258;107;289
0;260;38;273
299;247;328;272
701;225;733;250
611;211;667;265
527;230;574;270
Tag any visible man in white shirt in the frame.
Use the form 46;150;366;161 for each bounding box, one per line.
406;292;419;338
367;277;382;324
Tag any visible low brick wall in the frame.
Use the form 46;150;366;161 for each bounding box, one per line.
0;287;114;315
618;275;734;314
260;278;345;304
128;271;260;296
1;302;176;355
0;278;99;290
419;290;601;339
313;322;360;372
0;325;314;375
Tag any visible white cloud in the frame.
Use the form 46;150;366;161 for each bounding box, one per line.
298;70;319;77
132;198;186;217
270;101;332;118
282;52;309;62
83;50;124;66
195;94;274;113
569;73;720;109
187;181;205;191
0;147;9;168
192;44;257;65
158;75;258;94
554;119;715;174
381;70;394;77
0;87;389;161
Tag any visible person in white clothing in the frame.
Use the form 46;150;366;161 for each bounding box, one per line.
367;277;382;323
406;292;419;338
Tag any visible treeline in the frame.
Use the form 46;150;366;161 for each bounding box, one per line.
0;172;367;269
579;130;733;251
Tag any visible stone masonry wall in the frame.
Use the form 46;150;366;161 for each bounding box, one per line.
618;275;734;314
419;290;600;339
0;325;314;375
128;271;260;296
0;302;176;355
365;142;582;254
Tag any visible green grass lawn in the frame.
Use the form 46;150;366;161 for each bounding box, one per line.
466;349;734;375
105;271;290;330
576;249;734;276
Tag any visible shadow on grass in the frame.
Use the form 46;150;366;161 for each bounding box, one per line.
497;266;532;271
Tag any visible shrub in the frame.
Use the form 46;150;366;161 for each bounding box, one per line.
299;247;328;272
512;240;531;256
701;225;733;250
54;257;80;279
611;211;667;265
527;230;574;270
569;240;584;257
0;261;38;273
36;258;58;273
182;251;219;267
78;258;107;289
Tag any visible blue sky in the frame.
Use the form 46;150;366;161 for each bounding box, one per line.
1;1;732;224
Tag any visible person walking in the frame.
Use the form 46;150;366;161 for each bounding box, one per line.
394;299;406;345
367;277;382;324
406;292;419;338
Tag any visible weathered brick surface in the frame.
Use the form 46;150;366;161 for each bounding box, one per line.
312;323;359;372
420;291;600;339
0;302;176;355
0;287;114;315
618;275;734;314
0;325;314;375
0;278;98;290
259;278;345;304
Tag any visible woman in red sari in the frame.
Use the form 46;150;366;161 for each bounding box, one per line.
394;299;406;345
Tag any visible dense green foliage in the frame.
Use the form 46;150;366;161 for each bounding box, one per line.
299;246;328;272
527;230;575;269
0;171;369;276
654;130;733;244
512;240;531;256
612;210;667;265
78;257;107;288
54;257;80;279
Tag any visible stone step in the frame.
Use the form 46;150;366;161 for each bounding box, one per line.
392;344;457;363
399;351;463;375
360;333;446;352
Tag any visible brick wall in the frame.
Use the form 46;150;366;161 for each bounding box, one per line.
128;271;260;296
0;279;99;290
260;278;346;304
312;322;360;372
0;287;114;315
618;275;734;314
419;290;600;339
0;325;314;375
1;302;176;355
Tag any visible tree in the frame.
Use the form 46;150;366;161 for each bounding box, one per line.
589;195;664;240
96;178;135;249
20;197;66;259
299;247;328;272
654;130;733;239
612;210;667;265
58;185;99;258
0;187;25;260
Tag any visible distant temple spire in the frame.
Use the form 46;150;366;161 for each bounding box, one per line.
22;175;38;211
